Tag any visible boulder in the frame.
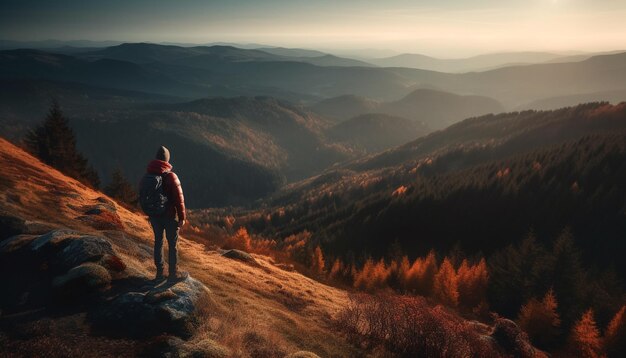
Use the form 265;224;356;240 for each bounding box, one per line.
52;262;112;296
53;235;115;271
221;249;258;264
0;214;25;241
285;352;322;358
30;229;83;251
0;234;38;255
491;318;536;358
92;276;213;338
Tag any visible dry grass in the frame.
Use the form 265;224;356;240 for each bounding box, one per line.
0;138;360;357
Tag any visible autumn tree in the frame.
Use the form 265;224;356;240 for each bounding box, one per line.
518;289;561;349
457;258;489;309
225;227;252;252
404;250;438;296
569;309;605;358
329;258;345;281
396;255;411;292
104;168;138;207
605;305;626;357
25;101;100;188
311;245;325;275
354;258;390;292
433;257;459;307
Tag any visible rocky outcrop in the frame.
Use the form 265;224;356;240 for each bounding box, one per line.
0;228;214;340
490;318;538;358
92;276;214;338
0;213;59;241
221;249;258;265
52;262;112;295
0;229;126;309
77;202;124;230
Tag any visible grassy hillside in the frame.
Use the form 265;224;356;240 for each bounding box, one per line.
0;137;358;357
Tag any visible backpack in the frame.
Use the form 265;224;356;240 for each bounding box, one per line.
139;172;170;216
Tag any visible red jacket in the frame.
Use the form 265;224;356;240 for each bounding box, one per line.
146;160;186;221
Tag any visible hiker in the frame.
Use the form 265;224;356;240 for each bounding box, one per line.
139;146;188;282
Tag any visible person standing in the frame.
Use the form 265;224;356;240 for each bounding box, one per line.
139;146;187;282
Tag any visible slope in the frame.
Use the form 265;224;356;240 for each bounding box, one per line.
0;136;357;357
311;89;504;129
325;113;430;154
216;103;626;276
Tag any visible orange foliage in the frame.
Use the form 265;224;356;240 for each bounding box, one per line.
225;227;252;251
337;293;499;357
353;258;391;292
433;257;459;307
311;246;325;275
570;309;605;358
517;289;561;349
223;227;278;256
403;251;437;296
457;258;489;309
329;258;345;281
392;185;408;197
605;305;626;357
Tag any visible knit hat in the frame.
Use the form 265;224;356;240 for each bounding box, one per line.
156;146;170;162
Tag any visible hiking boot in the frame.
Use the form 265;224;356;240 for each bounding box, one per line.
167;271;189;283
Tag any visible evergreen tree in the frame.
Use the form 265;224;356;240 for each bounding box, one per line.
550;229;588;327
518;289;561;349
569;309;605;358
25;101;100;188
104;168;138;207
311;245;325;275
433;257;459;307
605;306;626;358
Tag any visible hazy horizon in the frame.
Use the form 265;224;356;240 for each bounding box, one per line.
2;0;626;58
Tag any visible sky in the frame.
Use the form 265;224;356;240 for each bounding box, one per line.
1;0;626;57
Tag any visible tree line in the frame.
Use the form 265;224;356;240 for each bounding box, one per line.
24;101;138;206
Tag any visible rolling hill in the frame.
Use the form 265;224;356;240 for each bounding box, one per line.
214;103;626;278
368;51;568;72
310;95;380;121
311;89;504;129
3;44;626;108
325;113;430;154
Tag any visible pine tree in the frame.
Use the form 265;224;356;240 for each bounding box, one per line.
329;258;345;281
605;305;626;357
518;289;561;349
25;101;100;188
433;257;459;307
104;168;138;206
311;246;325;275
551;229;588;326
457;258;489;309
570;309;605;358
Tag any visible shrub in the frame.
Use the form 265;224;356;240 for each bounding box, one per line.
336;293;498;357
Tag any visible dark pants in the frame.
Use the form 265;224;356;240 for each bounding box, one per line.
149;216;179;276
